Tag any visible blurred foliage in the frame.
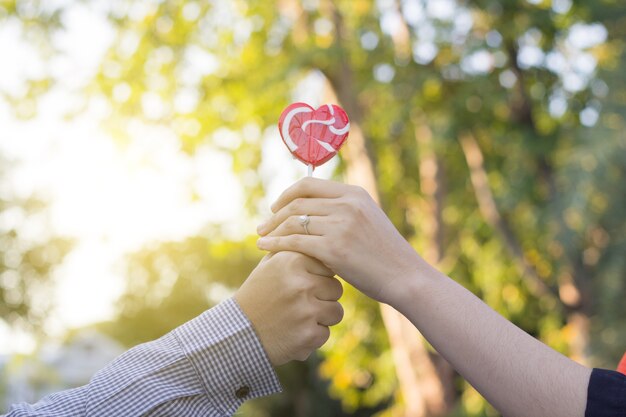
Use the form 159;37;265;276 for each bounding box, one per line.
98;237;262;346
0;0;62;118
1;0;626;416
0;156;72;330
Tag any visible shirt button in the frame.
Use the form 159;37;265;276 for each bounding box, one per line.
235;385;250;399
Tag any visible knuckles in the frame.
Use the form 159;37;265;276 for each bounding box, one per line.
288;214;302;230
313;327;331;348
292;328;328;361
333;302;344;323
336;195;369;221
267;248;291;264
290;275;315;296
349;197;370;220
287;199;302;215
326;237;349;262
289;234;304;248
300;325;320;346
296;177;314;196
350;185;370;199
268;250;306;271
327;278;344;300
299;325;330;349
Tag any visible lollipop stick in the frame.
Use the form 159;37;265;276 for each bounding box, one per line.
307;164;314;177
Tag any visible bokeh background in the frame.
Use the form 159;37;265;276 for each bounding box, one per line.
1;0;625;416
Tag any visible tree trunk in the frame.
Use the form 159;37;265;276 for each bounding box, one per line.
318;4;457;415
326;80;453;417
411;113;456;414
459;131;559;301
459;131;593;365
322;22;454;414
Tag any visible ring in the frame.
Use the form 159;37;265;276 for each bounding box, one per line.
298;214;310;235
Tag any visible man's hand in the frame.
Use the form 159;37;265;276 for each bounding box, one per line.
234;251;343;367
256;178;426;305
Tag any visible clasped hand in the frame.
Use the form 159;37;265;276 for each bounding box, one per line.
256;177;426;306
237;178;428;367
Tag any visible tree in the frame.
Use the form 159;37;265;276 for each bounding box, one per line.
2;0;625;415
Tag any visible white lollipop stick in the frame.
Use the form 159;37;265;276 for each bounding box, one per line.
307;163;314;177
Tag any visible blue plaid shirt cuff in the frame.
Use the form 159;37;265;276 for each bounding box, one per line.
174;298;282;415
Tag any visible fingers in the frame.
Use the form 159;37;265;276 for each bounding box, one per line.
316;300;343;327
265;251;333;277
313;276;343;301
296;326;331;361
266;214;332;239
257;235;324;260
258;198;333;236
271;178;347;213
315;325;331;348
303;257;334;277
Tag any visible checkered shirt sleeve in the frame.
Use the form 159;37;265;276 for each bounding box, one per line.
3;298;282;416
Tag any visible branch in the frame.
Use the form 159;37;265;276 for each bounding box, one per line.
413;112;446;265
391;0;412;64
459;132;562;303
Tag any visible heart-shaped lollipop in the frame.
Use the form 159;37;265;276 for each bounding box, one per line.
278;103;350;169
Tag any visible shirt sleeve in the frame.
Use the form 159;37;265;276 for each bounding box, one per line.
3;298;282;417
585;368;626;417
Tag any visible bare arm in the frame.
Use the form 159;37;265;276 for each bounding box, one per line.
257;177;591;417
396;265;590;417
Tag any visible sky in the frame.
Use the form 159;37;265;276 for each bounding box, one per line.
0;2;335;354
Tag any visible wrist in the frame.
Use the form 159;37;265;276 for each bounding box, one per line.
234;292;283;367
381;258;442;309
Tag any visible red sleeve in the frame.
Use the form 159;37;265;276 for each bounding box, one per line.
618;353;626;376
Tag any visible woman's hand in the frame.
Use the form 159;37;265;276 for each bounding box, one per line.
256;178;427;305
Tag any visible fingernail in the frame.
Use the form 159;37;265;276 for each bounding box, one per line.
256;222;267;235
257;237;269;249
270;203;277;213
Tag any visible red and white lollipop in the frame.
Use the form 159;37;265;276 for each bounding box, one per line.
278;102;350;176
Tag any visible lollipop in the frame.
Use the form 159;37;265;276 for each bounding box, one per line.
278;103;350;176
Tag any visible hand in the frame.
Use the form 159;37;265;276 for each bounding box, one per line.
256;178;427;305
234;251;344;366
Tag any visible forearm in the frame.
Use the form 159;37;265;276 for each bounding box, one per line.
3;299;281;417
393;265;591;417
3;334;209;417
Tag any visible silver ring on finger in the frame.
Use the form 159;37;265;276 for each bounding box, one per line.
298;214;310;235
